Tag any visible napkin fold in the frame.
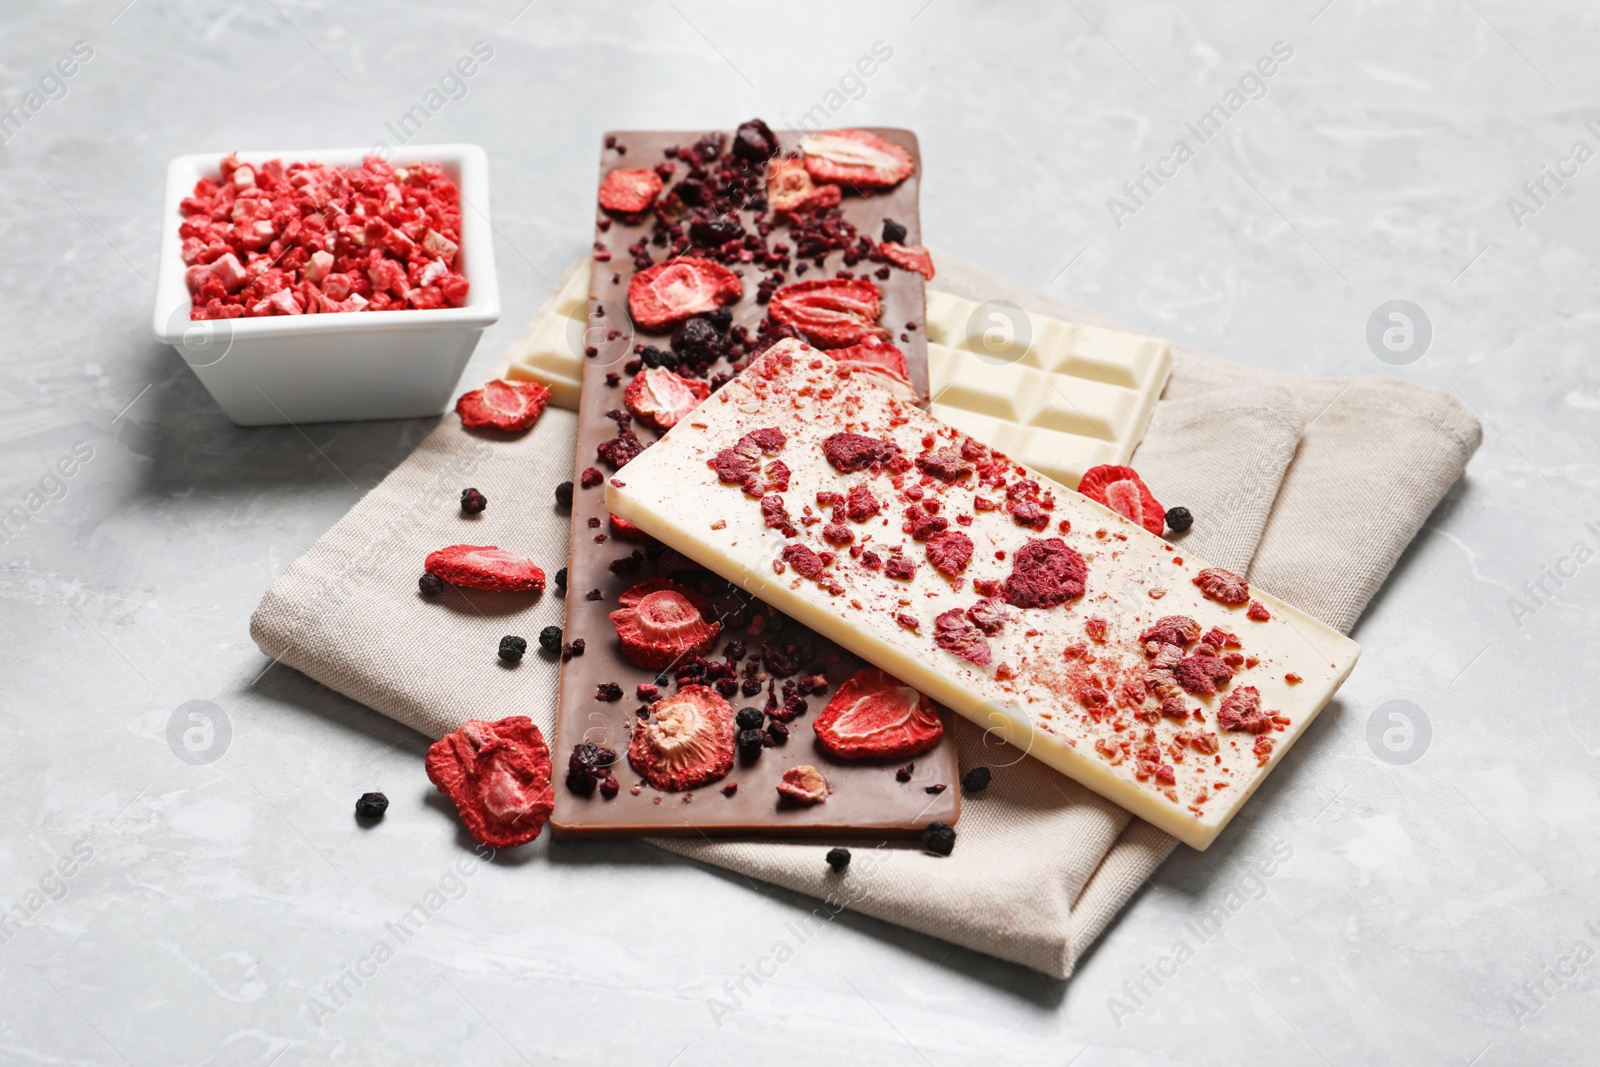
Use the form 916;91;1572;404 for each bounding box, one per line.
251;252;1481;978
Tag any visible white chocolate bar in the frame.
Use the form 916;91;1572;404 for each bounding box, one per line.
607;340;1358;850
501;263;1170;487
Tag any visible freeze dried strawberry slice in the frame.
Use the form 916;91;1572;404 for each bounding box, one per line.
608;513;655;543
882;242;936;280
814;668;943;759
777;764;831;804
1003;538;1087;609
628;685;735;791
425;717;554;848
597;167;663;215
1139;615;1201;651
609;578;721;669
934;608;992;666
822;432;900;472
624;367;711;431
1194;566;1251;605
425;545;546;591
831;339;910;384
456;379;551;433
769;278;889;349
1218;686;1271;733
1076;465;1164;536
767;157;842;219
800;129;915;190
628;257;742;332
925;529;974;577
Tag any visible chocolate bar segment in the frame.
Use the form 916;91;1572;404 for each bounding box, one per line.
551;126;958;838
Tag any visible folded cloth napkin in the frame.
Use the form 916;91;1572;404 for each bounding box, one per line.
251;252;1482;978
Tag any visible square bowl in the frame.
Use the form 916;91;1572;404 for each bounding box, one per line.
152;144;500;426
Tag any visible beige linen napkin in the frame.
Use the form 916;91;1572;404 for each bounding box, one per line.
251;252;1481;978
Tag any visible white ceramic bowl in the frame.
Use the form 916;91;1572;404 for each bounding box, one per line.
152;144;500;426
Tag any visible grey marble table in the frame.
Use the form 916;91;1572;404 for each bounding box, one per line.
2;2;1595;1064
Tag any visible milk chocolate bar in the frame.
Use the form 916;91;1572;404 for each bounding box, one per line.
551;124;959;838
608;339;1360;850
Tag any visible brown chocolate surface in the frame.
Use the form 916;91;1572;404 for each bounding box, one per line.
550;126;960;838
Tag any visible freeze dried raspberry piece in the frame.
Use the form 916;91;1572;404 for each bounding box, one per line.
1139;615;1201;651
800;129;915;190
933;608;992;666
906;513;947;541
885;555;916;580
966;597;1010;634
782;542;825;579
845;483;881;522
813;668;943;759
822;432;901;473
769;278;889;349
456;379;550;432
425;545;546;591
609;578;721;669
425;717;554;848
767;157;842;219
1010;500;1049;531
777;764;831;804
597;166;663;215
628;257;742;332
1194;567;1250;605
628;685;735;791
1003;538;1087;609
624;367;710;431
1218;686;1271;733
925;529;974;577
1175;653;1235;696
882;242;935;280
1247;600;1271;621
711;426;788;493
1076;465;1165;536
831;339;910;385
597;429;645;469
916;448;973;483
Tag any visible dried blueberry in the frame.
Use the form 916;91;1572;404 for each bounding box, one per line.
708;307;733;334
881;219;907;245
735;706;764;731
825;847;851;872
690;216;743;247
672;317;725;364
354;792;389;820
498;635;527;663
538;625;563;655
418;573;444;596
895;763;914;783
922;821;956;856
962;766;993;792
555;481;574;508
1165;506;1193;534
460;487;487;514
554;567;567;593
737;728;766;759
766;721;789;745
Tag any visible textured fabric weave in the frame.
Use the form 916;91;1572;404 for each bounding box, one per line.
251;252;1481;977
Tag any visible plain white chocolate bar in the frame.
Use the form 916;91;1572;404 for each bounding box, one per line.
503;264;1170;487
607;340;1358;849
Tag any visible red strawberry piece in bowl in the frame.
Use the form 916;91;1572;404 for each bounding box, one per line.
769;278;890;349
425;717;555;847
624;366;711;432
813;668;944;760
777;764;831;805
767;157;842;219
597;166;663;216
455;379;551;433
830;338;910;385
628;257;741;332
1076;464;1165;536
425;545;546;591
609;578;721;669
628;685;735;791
881;242;936;280
800;129;915;190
